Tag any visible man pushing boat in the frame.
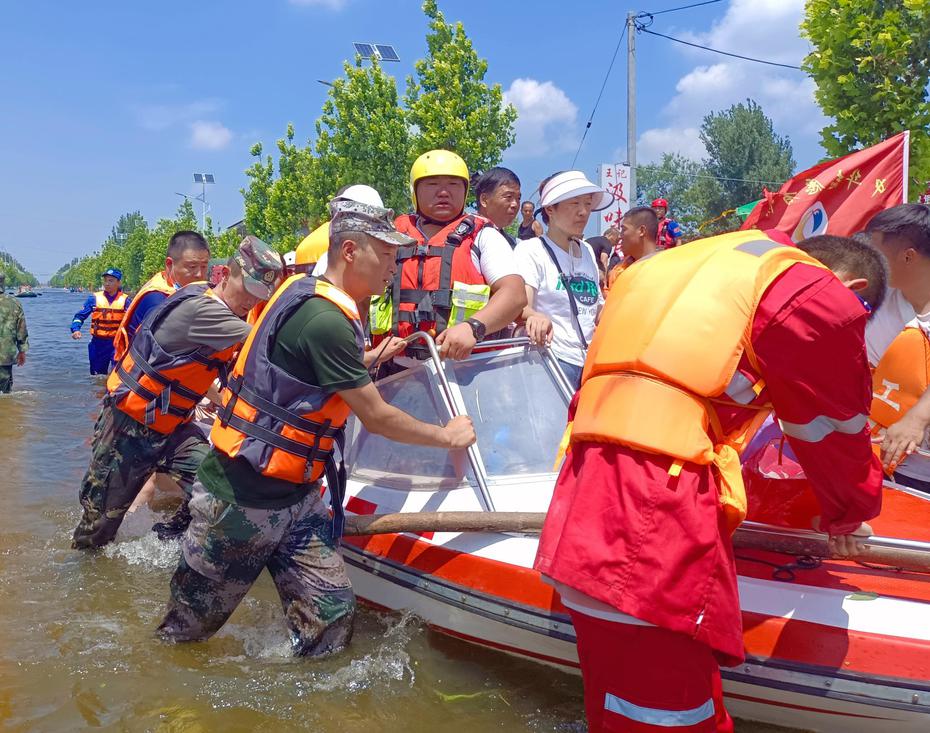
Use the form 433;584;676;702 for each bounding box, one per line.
156;197;476;656
535;229;884;732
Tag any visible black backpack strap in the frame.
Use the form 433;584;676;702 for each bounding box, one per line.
538;237;590;351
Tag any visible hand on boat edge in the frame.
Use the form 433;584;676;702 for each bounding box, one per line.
822;520;874;558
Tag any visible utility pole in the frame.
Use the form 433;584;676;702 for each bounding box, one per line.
626;11;637;206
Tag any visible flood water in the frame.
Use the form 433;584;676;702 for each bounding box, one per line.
0;291;791;732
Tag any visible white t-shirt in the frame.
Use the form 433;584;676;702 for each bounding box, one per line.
515;236;603;367
866;287;915;367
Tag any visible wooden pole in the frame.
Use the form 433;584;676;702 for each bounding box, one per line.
343;512;930;575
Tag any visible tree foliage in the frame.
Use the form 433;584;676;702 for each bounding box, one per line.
404;0;516;175
802;0;930;192
316;57;411;214
636;154;725;234
699;99;795;214
50;200;221;291
0;250;38;288
240;0;516;250
636;100;793;235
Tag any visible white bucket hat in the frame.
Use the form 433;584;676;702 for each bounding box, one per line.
538;170;614;212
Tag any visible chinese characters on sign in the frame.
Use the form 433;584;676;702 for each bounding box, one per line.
597;163;632;235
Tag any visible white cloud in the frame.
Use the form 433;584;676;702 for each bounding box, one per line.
189;120;233;151
503;78;578;159
288;0;347;8
635;0;826;165
638;127;705;162
132;99;222;131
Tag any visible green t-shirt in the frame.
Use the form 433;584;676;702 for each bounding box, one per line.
199;297;370;509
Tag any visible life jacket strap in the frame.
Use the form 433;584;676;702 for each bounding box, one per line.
324;430;348;543
228;376;342;438
222;411;338;463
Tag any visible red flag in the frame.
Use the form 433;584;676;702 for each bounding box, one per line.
741;131;910;240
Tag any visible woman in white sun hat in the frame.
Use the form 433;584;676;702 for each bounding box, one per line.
514;170;614;389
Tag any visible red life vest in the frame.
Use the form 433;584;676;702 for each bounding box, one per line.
384;213;488;357
106;284;240;434
211;274;365;537
90;290;129;339
657;218;679;250
113;271;176;361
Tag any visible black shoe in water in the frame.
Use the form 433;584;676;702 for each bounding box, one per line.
152;501;192;541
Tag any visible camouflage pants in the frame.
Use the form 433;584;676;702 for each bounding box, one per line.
157;481;356;657
72;399;209;549
0;364;11;393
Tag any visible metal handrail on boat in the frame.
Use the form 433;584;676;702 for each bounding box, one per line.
739;520;930;554
402;331;497;512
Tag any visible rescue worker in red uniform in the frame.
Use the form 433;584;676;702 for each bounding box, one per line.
112;231;211;363
652;197;682;250
373;149;525;362
72;236;283;550
535;229;883;732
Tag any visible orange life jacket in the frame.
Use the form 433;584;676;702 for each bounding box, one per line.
112;271;177;361
211;275;365;536
870;324;930;435
572;230;826;531
383;213;488;357
89;290;129;339
106;284;240;434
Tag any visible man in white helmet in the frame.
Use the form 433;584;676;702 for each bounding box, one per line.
370;150;526;363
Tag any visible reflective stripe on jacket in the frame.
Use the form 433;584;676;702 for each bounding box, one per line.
89;291;129;339
106;283;239;434
373;214;490;356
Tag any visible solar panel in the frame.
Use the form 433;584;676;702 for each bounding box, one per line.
353;42;375;59
375;44;399;62
193;173;204;183
204;173;215;184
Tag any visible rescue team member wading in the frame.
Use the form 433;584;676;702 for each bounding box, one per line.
157;198;477;656
0;271;28;393
70;268;129;374
71;236;283;550
370;149;526;363
535;229;883;733
112;230;211;363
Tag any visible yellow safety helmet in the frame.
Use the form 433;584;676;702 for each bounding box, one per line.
410;149;469;213
295;221;330;266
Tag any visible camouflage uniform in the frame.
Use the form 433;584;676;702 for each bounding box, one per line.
72;398;209;549
0;291;29;393
157;481;355;656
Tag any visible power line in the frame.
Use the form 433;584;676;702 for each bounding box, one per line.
636;26;802;70
571;23;628;168
638;0;723;17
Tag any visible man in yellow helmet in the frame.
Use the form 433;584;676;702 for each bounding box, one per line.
373;150;526;363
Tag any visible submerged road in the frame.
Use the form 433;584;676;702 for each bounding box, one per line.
0;291;788;732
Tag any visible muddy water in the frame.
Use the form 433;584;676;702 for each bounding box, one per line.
0;291;791;732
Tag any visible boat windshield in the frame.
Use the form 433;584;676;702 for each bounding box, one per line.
344;345;570;488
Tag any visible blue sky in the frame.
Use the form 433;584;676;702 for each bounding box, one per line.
0;0;821;280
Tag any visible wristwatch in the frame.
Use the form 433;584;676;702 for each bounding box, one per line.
465;317;487;342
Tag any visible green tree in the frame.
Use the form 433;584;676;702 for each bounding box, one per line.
242;142;276;242
316;56;411;214
0;250;38;288
802;0;930;192
636;154;727;234
404;0;517;177
699;99;795;216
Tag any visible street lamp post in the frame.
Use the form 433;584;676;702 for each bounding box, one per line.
192;173;215;232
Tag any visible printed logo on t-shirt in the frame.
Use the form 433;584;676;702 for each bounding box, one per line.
557;275;600;306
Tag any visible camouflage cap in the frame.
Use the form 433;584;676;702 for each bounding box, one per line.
329;199;416;247
234;235;284;299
